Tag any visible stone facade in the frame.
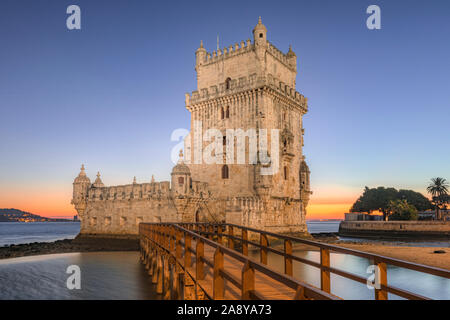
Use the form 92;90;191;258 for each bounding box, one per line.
71;18;312;237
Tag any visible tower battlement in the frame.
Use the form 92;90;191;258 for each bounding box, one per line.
185;73;307;110
194;18;298;90
198;41;295;72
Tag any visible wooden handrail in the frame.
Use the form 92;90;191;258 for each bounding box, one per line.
181;222;450;279
140;222;449;300
140;223;339;300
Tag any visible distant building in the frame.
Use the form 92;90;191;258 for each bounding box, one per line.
344;212;383;221
73;215;79;221
418;209;450;221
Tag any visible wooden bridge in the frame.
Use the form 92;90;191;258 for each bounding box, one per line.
139;223;450;300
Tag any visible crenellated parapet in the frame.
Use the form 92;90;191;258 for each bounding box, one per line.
87;181;171;202
198;39;254;67
185;74;307;112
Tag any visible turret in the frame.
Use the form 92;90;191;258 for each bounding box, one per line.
93;171;104;188
253;17;267;48
71;164;91;216
195;40;207;67
171;150;191;195
286;45;297;71
299;158;312;208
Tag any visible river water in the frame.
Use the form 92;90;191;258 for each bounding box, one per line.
0;252;158;299
0;222;81;246
0;221;448;299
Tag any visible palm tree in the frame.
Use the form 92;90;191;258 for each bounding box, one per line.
427;178;449;220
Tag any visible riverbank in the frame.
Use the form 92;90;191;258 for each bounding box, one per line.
0;236;139;260
2;234;448;271
339;221;450;239
334;242;449;270
286;237;449;270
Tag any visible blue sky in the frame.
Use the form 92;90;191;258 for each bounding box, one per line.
0;0;449;216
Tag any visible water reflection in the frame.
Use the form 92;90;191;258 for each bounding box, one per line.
0;252;159;300
249;249;450;300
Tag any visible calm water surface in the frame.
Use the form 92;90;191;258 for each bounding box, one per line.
248;249;450;300
0;222;80;246
0;252;158;299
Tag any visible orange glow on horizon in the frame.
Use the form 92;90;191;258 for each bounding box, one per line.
0;184;360;220
307;203;352;220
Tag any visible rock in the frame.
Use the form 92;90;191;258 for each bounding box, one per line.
433;250;446;254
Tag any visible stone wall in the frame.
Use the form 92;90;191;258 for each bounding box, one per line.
339;221;450;239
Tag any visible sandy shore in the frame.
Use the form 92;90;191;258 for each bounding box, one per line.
331;242;449;270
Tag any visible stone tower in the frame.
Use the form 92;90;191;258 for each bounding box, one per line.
184;18;312;233
71;18;312;238
71;165;91;224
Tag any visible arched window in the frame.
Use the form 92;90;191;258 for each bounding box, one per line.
221;107;224;119
225;77;231;90
225;106;230;118
222;165;229;179
223;136;227;146
283;166;289;180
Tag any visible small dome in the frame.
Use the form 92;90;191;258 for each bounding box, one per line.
287;45;296;57
196;40;206;53
300;159;310;173
253;16;267;34
171;150;191;176
93;171;104;187
74;164;91;184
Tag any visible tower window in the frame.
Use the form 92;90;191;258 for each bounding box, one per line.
223;136;227;146
225;106;230;118
178;177;184;184
284;166;289;180
225;77;231;90
221;107;224;119
222;165;229;179
259;33;263;38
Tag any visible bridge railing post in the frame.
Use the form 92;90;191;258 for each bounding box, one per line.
176;229;182;261
260;234;268;265
284;239;293;276
320;248;331;293
217;225;223;245
213;247;224;299
242;229;248;256
208;225;214;240
171;226;175;251
184;233;191;268
196;238;205;280
374;260;388;300
228;226;234;249
241;261;255;300
294;285;306;300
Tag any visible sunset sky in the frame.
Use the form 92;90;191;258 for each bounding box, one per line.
0;1;449;220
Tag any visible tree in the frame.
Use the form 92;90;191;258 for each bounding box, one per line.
350;186;398;221
427;178;449;220
397;189;432;211
387;199;418;221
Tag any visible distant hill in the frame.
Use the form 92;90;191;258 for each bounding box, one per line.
0;208;72;222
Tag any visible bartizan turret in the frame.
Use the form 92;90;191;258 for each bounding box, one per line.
71;164;91;218
171;150;191;196
253;16;267;61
